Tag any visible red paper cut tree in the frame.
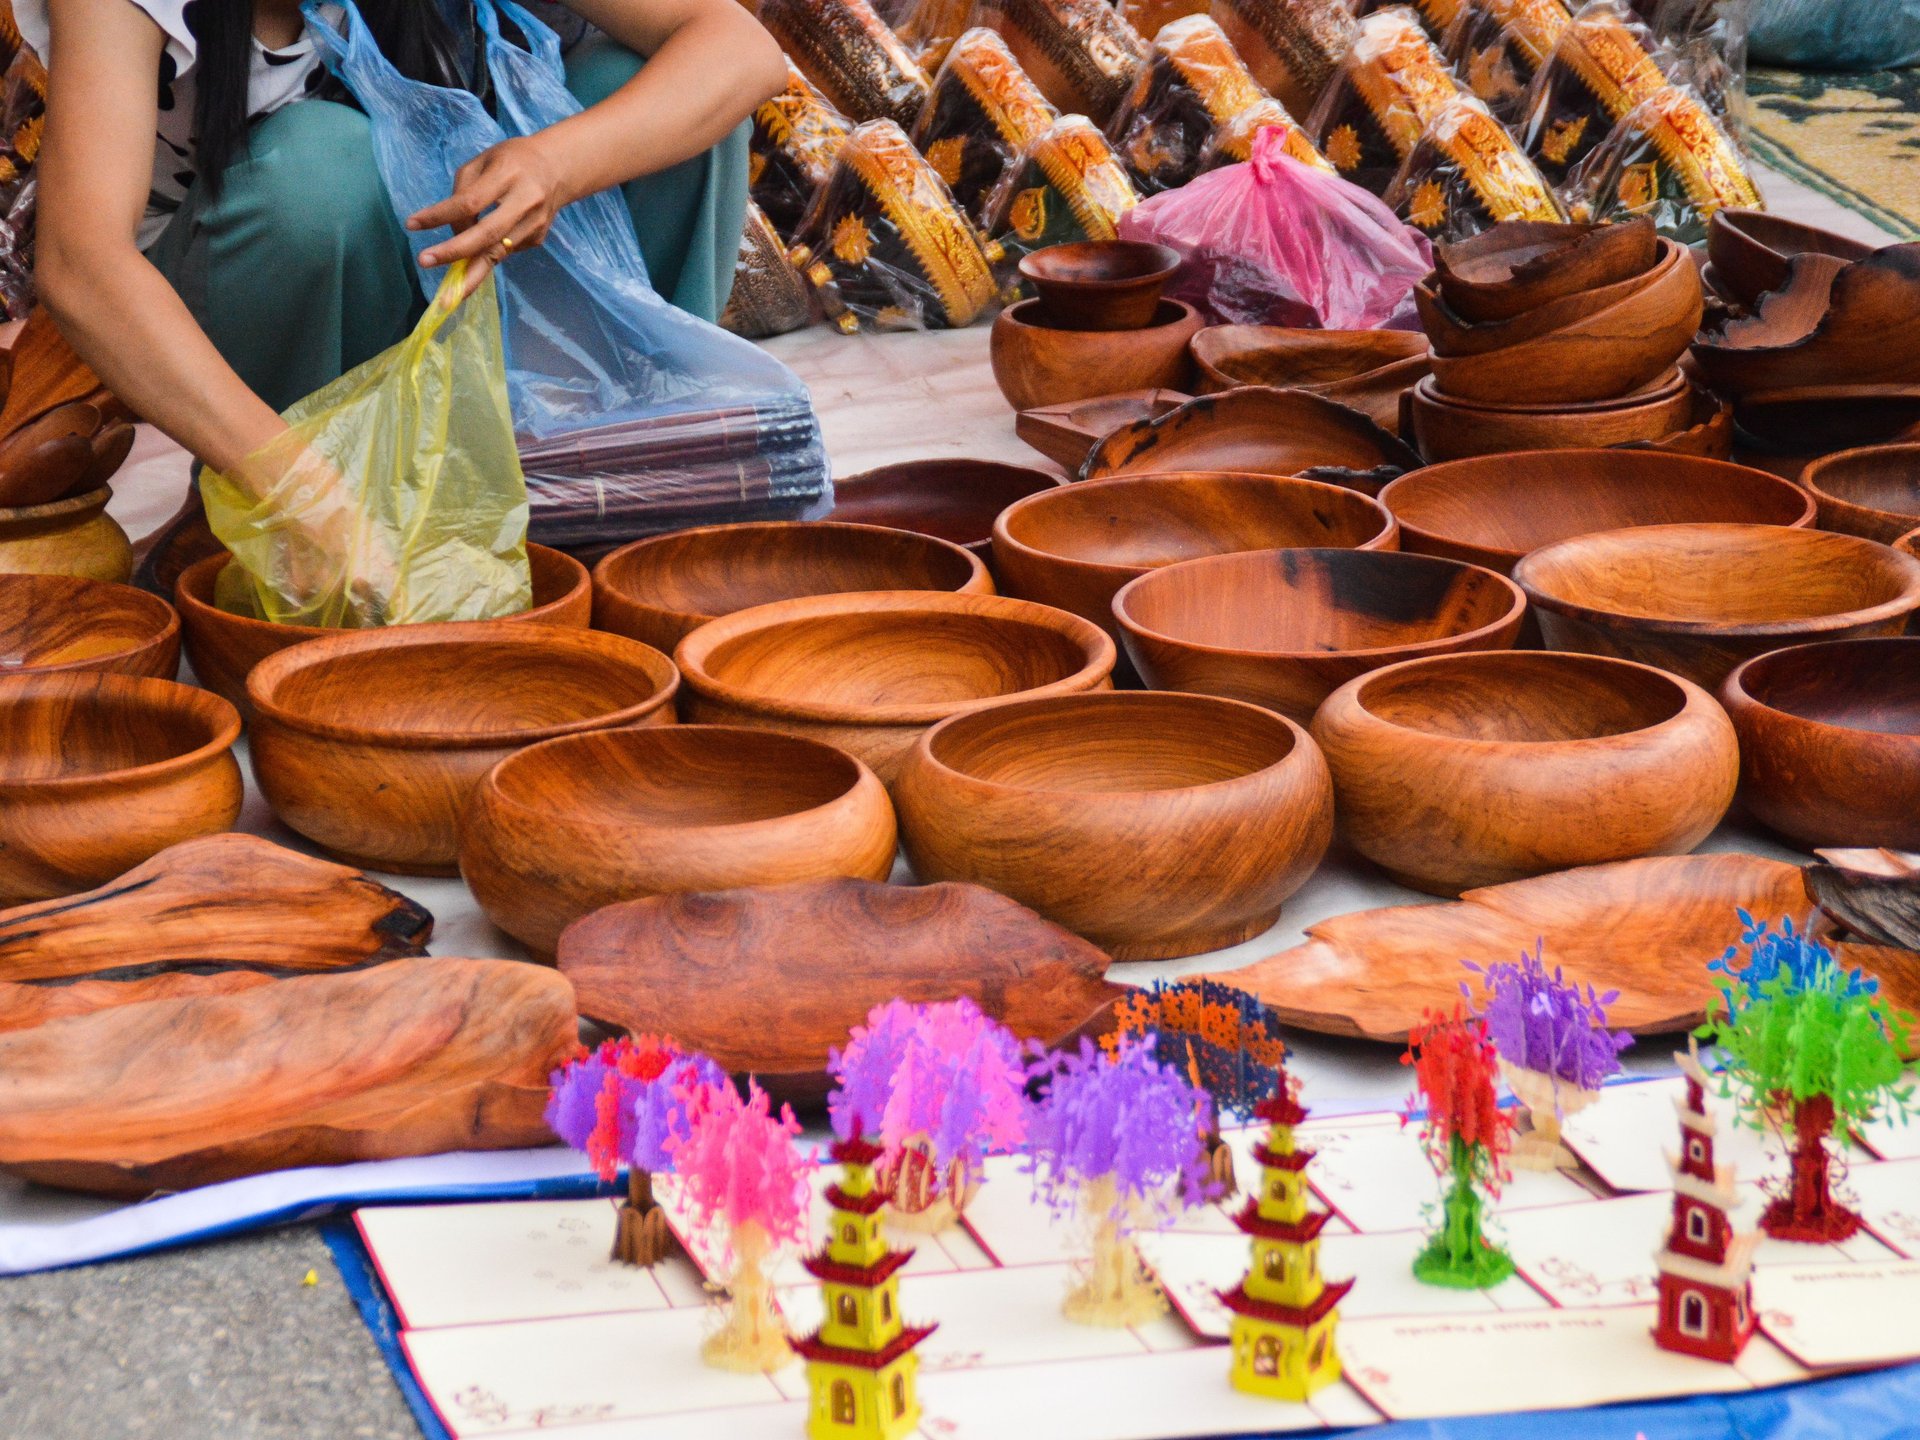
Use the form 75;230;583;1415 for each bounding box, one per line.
1403;1007;1515;1288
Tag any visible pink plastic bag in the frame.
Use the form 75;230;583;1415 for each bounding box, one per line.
1117;126;1434;329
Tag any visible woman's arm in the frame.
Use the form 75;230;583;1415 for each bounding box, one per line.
411;0;786;283
34;0;288;474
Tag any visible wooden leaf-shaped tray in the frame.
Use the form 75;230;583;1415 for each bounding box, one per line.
1207;853;1814;1041
557;879;1125;1101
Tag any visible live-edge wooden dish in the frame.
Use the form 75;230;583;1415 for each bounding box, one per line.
827;459;1064;559
1187;327;1429;431
176;543;590;715
460;725;897;958
246;621;679;875
1433;218;1660;323
1310;650;1738;896
1706;208;1873;310
992;471;1397;640
991;298;1203;412
894;691;1334;960
1514;522;1920;691
591;520;991;656
1018;240;1182;332
1721;637;1920;851
0;572;180;678
1114;548;1526;726
1014;389;1190;473
1799;444;1920;546
0;673;243;904
0;485;133;582
674;590;1114;785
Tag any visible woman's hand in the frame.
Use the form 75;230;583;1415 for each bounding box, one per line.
409;135;573;298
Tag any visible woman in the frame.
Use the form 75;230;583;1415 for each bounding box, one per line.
28;0;786;487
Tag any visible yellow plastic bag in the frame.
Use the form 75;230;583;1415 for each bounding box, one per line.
202;262;532;628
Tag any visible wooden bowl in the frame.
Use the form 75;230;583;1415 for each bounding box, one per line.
1734;384;1920;454
247;622;680;875
0;674;243;903
0;402;102;510
990;298;1203;412
675;590;1115;784
1425;240;1703;405
1311;650;1737;895
1408;372;1699;461
1434;218;1660;323
176;544;590;715
1188;327;1429;431
1900;526;1919;560
827;459;1064;558
1799;444;1920;545
1515;523;1920;691
0;573;180;678
1417;260;1671;359
992;472;1397;639
459;725;897;957
1114;547;1526;725
1380;451;1816;576
1706;208;1874;309
1723;638;1920;851
895;691;1333;960
1018;240;1183;332
1015;389;1191;473
591;521;991;656
0;486;133;582
1631;387;1735;461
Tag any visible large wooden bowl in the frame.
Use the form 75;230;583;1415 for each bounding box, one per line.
460;725;897;957
1019;240;1182;331
1434;218;1660;323
176;544;590;715
895;691;1333;960
1515;523;1920;691
1706;208;1874;310
1722;637;1920;851
1187;327;1429;430
1380;451;1817;575
675;590;1115;784
990;298;1202;411
1113;547;1526;725
828;459;1064;558
1311;650;1738;895
1406;372;1696;461
0;573;180;678
591;521;991;656
1799;444;1920;545
247;622;680;875
0;674;243;903
992;472;1397;640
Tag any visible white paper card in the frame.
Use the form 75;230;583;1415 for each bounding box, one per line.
1756;1261;1920;1369
1303;1121;1591;1233
1562;1078;1787;1194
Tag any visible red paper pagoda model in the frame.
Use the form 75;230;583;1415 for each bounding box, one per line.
792;1133;936;1440
1219;1070;1353;1400
1652;1045;1758;1363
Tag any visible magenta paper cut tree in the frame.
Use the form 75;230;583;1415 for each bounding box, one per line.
670;1079;818;1371
1025;1034;1214;1326
828;998;1027;1230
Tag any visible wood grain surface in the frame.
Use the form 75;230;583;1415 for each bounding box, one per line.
1019;241;1180;331
0;970;280;1034
0;572;180;678
1799;443;1920;545
0;485;133;582
1706;208;1872;309
1013;389;1189;473
1407;371;1697;460
826;459;1065;558
991;298;1202;411
0;401;103;510
1804;848;1920;951
1434;218;1658;322
1187;327;1429;431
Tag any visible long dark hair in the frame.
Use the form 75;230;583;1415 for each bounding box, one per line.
187;0;480;196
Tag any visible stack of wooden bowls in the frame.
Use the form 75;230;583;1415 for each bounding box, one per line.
1408;219;1716;463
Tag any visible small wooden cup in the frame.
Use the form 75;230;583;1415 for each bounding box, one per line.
0;573;180;678
1018;240;1182;331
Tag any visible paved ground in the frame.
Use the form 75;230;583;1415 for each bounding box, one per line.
1;1224;417;1440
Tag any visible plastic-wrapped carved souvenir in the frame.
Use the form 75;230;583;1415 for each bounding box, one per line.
1207;0;1356;119
891;0;978;70
1306;7;1468;195
1195;97;1333;175
788;119;1004;331
971;0;1151;123
910;27;1059;223
1383;93;1566;238
1123;0;1210;46
1351;0;1464;43
985;113;1142;259
750;61;854;237
1106;14;1279;193
721;203;819;339
759;0;933;129
1442;0;1573;122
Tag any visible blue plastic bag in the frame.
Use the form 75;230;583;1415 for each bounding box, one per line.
308;0;830;547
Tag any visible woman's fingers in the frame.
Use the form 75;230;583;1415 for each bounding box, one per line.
408;161;513;237
457;254;495;301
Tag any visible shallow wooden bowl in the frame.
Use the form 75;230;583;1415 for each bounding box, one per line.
0;402;102;510
1114;547;1526;725
1434;218;1660;323
992;472;1397;639
1426;240;1703;405
1799;444;1920;545
1722;638;1920;851
1015;389;1191;472
991;298;1203;411
0;573;180;678
1188;327;1429;430
1380;451;1816;576
1407;372;1695;461
176;543;590;715
1706;208;1874;310
1311;650;1737;895
1734;384;1920;455
247;622;679;875
0;674;243;903
1515;523;1920;691
1018;240;1182;331
460;725;897;957
828;459;1065;558
895;691;1333;960
1417;258;1668;359
674;590;1115;784
591;521;991;656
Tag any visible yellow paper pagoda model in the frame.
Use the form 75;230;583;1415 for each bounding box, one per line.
792;1135;937;1440
1219;1082;1353;1400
